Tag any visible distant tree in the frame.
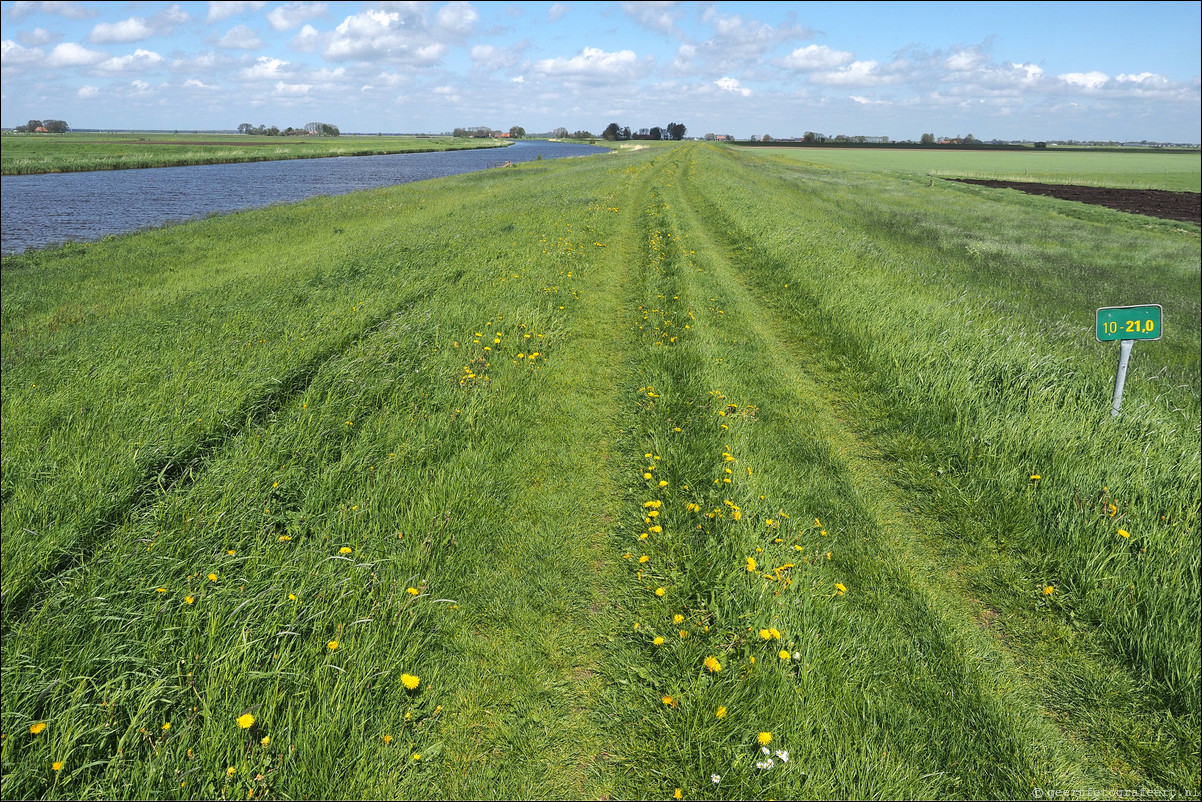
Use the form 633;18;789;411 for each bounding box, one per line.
238;122;254;134
963;133;978;144
803;131;818;143
41;120;69;133
570;130;594;139
762;134;773;142
602;122;621;141
552;126;568;138
509;126;526;138
920;132;936;145
704;133;716;141
649;126;663;140
620;126;631;141
666;122;686;140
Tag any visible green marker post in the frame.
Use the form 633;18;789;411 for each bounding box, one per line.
1095;304;1162;416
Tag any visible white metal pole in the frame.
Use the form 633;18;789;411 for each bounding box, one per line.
1110;339;1134;416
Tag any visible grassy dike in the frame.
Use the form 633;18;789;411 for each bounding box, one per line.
2;143;1198;798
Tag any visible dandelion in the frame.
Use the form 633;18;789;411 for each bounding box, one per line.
156;587;168;593
261;735;270;747
746;557;757;573
757;731;772;746
407;587;420;595
227;766;237;777
237;713;255;729
339;547;353;555
328;640;339;651
704;656;722;673
278;535;291;542
30;721;46;735
716;706;727;718
412;754;421;761
1119;529;1131;538
655;587;666;597
208;573;218;582
53;761;64;772
288;593;297;601
835;582;847;596
1043;586;1054;595
779;650;791;660
662;695;676;707
162;722;172;731
1030;474;1041;481
401;674;420;690
639;555;650;564
653;636;665;645
674;789;682;800
185;595;195;604
383;734;393;744
673;614;684;624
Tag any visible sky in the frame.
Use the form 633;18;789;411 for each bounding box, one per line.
2;1;1199;142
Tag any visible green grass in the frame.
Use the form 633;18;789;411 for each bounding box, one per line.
746;146;1202;191
0;133;509;174
2;142;1198;798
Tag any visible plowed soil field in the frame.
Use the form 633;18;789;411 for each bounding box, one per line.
952;178;1201;224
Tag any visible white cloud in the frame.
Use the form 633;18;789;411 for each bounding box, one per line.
240;56;289;80
715;76;751;96
20;27;58;46
218;25;263;50
1;39;43;66
267;2;327;32
323;8;446;65
9;2;95;20
183;78;217;89
76;84;99;97
536;47;639;80
129;79;151;93
273;80;312;96
621;1;681;36
471;43;522;71
811;60;897;87
207;1;266;23
779;44;854;71
98;48;165;72
1059;71;1109;89
434;1;478;36
44;41;107;67
944;46;988;72
292;24;321;52
89;17;154;44
547;4;568;22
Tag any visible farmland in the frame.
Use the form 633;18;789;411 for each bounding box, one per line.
1;143;1198;799
0;133;509;175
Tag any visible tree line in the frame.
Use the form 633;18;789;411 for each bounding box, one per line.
237;122;340;136
13;119;70;133
603;122;686;141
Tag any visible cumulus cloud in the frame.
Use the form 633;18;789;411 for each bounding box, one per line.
621;1;682;36
547;3;568;22
944;46;988;72
779;44;854;71
20;27;58;46
434;2;478;36
98;48;165;72
323;8;447;65
207;1;266;23
89;17;154;44
218;25;263;50
698;8;810;65
76;84;99;97
715;76;751;96
183;77;217;89
292;24;320;52
9;2;94;20
274;80;312;96
1059;70;1109;89
44;41;107;67
536;46;639;80
471;43;522;71
240;56;289;80
1;39;44;65
266;2;327;32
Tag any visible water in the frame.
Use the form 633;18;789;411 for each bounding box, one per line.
0;140;607;255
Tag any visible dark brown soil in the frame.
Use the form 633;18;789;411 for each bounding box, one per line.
950;179;1200;225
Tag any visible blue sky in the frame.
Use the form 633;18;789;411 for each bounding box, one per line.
2;1;1199;141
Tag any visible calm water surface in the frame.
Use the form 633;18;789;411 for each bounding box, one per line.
1;140;607;255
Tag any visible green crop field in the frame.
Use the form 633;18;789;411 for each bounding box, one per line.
746;145;1202;192
0;133;509;175
2;143;1198;799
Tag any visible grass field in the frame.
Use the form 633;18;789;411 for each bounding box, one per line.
2;143;1198;799
745;145;1202;192
0;133;509;175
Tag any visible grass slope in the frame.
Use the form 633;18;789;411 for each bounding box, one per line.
2;143;1198;799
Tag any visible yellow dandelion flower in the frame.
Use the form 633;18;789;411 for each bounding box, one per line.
673;614;684;624
662;695;676;707
53;761;64;772
412;754;421;761
156;587;168;593
746;557;757;572
835;583;847;595
185;596;195;604
757;731;772;746
208;573;218;582
261;735;270;747
716;706;727;718
639;555;650;564
407;587;420;595
1043;586;1054;595
30;721;46;735
162;722;172;731
653;636;665;645
759;628;773;641
401;674;420;690
655;587;666;597
339;547;352;554
227;766;237;777
704;656;722;673
328;640;339;651
1119;529;1131;538
382;734;393;744
674;788;682;800
237;713;255;729
779;650;791;660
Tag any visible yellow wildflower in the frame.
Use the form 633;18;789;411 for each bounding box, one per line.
674;789;682;800
185;596;195;604
261;735;270;747
401;674;420;690
383;734;393;744
237;713;255;729
662;695;676;707
162;722;171;731
779;650;791;660
53;761;64;772
407;587;420;595
704;656;722;673
757;731;772;746
716;706;727;718
1043;586;1054;595
835;583;847;596
746;557;757;572
655;587;666;597
208;573;218;582
673;614;684;624
339;547;352;554
1119;529;1131;538
653;636;665;645
327;640;339;651
30;721;46;735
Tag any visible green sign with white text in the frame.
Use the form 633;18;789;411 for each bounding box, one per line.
1096;304;1162;342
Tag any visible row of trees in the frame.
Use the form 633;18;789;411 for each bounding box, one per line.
14;119;69;133
237;122;340;136
602;122;686;141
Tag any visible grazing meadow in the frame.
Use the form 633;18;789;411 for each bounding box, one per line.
0;133;509;175
1;142;1198;799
